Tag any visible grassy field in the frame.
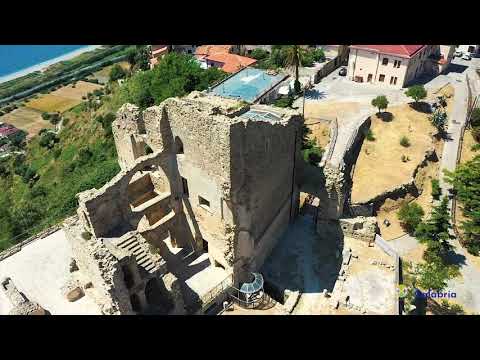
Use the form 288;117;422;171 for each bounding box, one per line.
0;107;53;138
25;81;103;113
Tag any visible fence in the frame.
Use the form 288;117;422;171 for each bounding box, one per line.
374;234;402;315
199;273;233;314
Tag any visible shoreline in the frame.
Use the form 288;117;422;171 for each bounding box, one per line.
0;45;104;85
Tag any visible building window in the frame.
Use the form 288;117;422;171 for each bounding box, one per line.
379;74;385;82
394;60;401;68
382;57;388;65
199;196;211;210
367;74;373;82
393;77;398;85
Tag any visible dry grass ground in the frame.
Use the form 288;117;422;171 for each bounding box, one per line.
0;107;53;138
351;104;437;204
305;120;331;149
304;100;360;122
25;81;102;113
376;158;441;240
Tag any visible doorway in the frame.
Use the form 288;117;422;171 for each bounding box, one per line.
367;74;373;83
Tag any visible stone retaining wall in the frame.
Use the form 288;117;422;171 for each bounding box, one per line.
375;234;401;315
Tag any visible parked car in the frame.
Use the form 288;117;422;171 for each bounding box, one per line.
454;50;463;57
462;53;472;61
338;67;347;76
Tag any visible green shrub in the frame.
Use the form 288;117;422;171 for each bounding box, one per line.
250;49;269;61
397;202;424;233
400;136;410;147
431;179;441;199
81;231;92;240
109;64;126;82
366;129;375;141
470;107;480;127
274;96;293;108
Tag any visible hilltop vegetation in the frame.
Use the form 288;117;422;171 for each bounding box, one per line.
0;51;227;251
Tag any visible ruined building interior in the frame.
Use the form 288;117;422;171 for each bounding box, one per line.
66;91;311;314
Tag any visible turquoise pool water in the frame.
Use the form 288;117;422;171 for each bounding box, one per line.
211;68;285;103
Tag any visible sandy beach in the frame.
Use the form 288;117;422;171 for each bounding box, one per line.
0;45;104;85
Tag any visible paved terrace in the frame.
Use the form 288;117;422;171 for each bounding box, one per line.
0;229;101;315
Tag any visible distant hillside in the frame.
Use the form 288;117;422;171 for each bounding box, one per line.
0;51;227;251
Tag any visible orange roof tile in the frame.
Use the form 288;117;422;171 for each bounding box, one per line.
206;53;257;73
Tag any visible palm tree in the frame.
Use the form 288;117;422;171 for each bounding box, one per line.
284;45;307;94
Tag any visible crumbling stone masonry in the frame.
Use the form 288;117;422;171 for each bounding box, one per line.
68;92;304;314
1;277;47;315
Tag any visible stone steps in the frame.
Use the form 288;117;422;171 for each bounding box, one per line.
117;235;160;275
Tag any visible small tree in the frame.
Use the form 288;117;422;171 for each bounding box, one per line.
431;179;441;199
398;202;425;233
405;85;427;104
371;95;389;114
415;262;449;291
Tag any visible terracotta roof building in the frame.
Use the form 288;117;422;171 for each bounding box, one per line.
195;45;257;73
347;45;455;88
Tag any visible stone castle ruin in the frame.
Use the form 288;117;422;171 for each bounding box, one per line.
66;92;309;314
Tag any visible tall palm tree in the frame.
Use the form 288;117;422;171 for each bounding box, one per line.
284;45;307;94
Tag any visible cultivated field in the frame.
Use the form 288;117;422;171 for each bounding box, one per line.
25;81;102;113
0;107;53;138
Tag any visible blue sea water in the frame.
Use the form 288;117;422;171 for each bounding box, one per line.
0;45;88;78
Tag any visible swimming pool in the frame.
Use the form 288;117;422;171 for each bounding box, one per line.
210;67;286;103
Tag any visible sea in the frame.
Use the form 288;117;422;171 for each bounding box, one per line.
0;45;94;84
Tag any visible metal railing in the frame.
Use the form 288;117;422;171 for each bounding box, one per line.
199;273;233;313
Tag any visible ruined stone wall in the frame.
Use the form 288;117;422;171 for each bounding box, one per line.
77;152;176;239
65;221;134;315
336;217;377;243
113;104;147;171
229;109;303;281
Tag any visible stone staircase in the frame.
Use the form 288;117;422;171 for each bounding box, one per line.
116;235;162;275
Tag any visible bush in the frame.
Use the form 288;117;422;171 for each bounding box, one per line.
274;96;293;108
472;126;480;143
41;112;51;121
397;202;424;233
366;129;375;141
109;64;126;82
431;179;441;199
470;108;480;127
250;49;269;61
312;48;325;62
81;231;92;240
400;136;410;147
401;154;410;162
